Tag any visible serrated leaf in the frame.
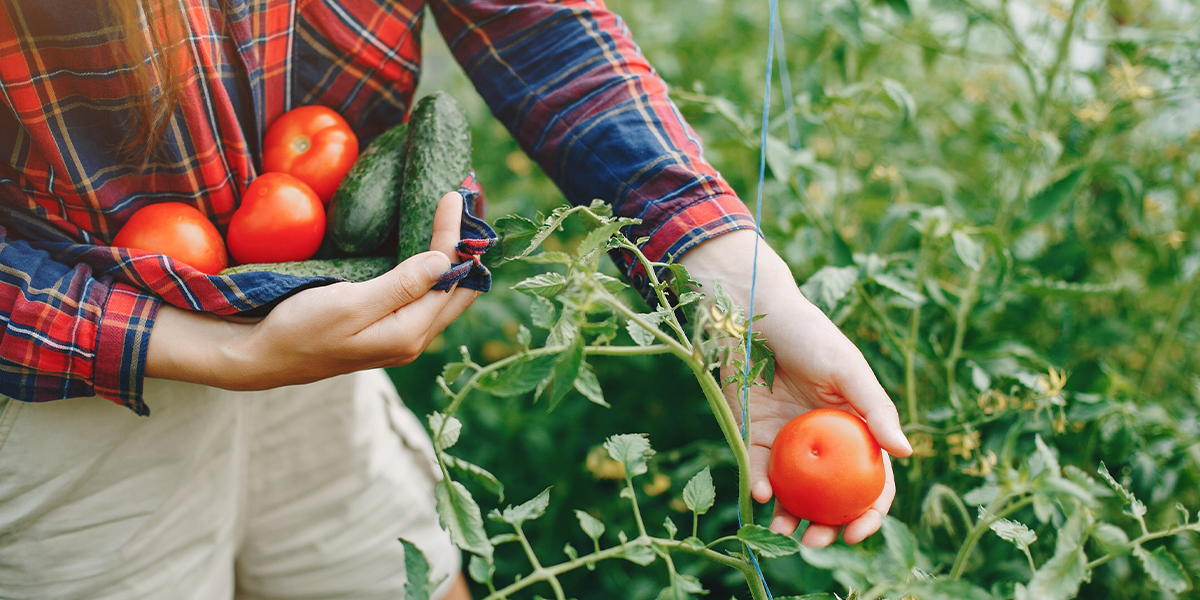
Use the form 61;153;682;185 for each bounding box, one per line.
673;572;707;595
989;516;1037;550
663;516;678;539
1034;435;1062;478
441;362;468;384
531;296;556;329
491;487;551;526
1026;508;1092;600
1092;523;1130;556
517;325;532;348
1097;462;1146;518
582;318;620;345
576;510;606;541
442;453;505;501
428;412;462;452
626;311;666;346
536;336;584;411
953;231;982;271
513;272;567;297
667;263;700;293
682;467;716;516
516;206;576;259
435;479;493;560
604;433;655;478
963;484;1000;505
736;524;801;558
1133;545;1192;593
800;265;859;314
1027;169;1084;224
467;554;494;586
477;353;557;397
495;214;539;260
577;221;626;262
874;273;926;304
573;362;609;407
401;539;433;600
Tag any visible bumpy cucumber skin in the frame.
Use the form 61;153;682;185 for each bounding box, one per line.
220;256;395;282
328;123;408;256
397;92;472;262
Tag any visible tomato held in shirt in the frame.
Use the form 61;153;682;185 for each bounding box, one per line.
262;105;359;205
768;408;885;526
226;173;326;265
112;202;228;275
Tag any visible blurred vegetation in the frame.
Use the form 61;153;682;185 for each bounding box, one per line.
392;0;1200;597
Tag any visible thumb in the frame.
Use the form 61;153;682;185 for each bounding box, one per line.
353;250;452;321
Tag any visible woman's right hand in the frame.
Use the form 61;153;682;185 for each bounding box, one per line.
146;192;479;390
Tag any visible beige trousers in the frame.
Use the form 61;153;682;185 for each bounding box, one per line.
0;369;460;600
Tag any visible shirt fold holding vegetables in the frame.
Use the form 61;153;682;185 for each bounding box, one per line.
0;0;756;414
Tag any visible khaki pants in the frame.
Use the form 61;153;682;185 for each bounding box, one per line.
0;369;460;600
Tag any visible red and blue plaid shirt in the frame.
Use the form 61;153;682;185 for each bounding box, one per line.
0;0;755;414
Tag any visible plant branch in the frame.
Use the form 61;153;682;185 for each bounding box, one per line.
950;493;1036;579
1086;522;1200;570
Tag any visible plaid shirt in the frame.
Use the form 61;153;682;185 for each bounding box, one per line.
0;0;754;414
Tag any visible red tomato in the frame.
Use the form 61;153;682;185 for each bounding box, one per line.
768;408;885;526
111;202;228;275
262;105;358;205
226;173;326;264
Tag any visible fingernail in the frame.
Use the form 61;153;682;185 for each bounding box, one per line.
892;430;913;455
423;254;451;279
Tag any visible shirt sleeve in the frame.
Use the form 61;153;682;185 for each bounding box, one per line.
428;0;757;294
0;203;160;416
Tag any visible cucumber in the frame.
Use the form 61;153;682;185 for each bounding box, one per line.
220;256;395;282
397;92;472;262
327;122;408;255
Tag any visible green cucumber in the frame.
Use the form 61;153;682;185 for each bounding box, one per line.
220;256;395;282
327;122;408;255
397;91;472;262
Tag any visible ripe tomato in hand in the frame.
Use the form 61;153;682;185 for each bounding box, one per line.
262;105;358;205
226;173;325;264
768;408;885;526
112;202;228;275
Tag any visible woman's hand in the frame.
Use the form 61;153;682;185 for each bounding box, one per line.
146;192;478;390
679;229;913;547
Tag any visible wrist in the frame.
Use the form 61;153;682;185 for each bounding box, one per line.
146;304;253;389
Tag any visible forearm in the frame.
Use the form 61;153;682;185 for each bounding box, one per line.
145;304;251;389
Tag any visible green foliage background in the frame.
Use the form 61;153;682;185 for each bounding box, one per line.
392;0;1200;597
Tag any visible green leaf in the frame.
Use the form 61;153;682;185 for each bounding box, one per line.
736;524;801;558
666;263;700;294
576;510;606;541
749;331;776;391
1092;523;1130;557
516;205;577;259
428;412;461;452
829;0;864;48
1097;462;1147;519
441;453;505;501
467;554;494;586
1020;279;1124;298
682;467;716;516
1026;507;1092;600
1027;169;1084;224
400;539;433;600
563;542;578;561
582;318;620;345
800;265;859;314
873;273;926;304
663;516;678;540
618;543;657;565
517;325;532;348
952;230;982;271
494;214;538;260
881;77;917;122
536;336;584;411
989;515;1037;550
604;433;655;478
441;362;468;384
881;516;919;572
521;251;574;265
626;311;666;346
1135;545;1193;593
672;572;706;595
434;479;493;560
573;362;609;407
576;221;627;262
490;487;551;526
878;0;911;18
531;296;556;329
476;353;558;397
594;272;629;294
513;272;567;297
1034;435;1062;478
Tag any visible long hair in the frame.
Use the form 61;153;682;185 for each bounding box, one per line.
103;0;188;163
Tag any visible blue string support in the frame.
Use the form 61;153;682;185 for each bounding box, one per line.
739;0;786;598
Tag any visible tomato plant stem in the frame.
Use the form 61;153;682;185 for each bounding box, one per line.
1085;522;1200;570
949;493;1035;579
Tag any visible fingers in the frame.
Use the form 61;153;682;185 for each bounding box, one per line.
768;501;801;536
837;358;913;457
843;452;897;545
429;191;464;256
801;522;843;548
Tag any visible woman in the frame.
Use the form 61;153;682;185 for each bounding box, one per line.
0;1;912;598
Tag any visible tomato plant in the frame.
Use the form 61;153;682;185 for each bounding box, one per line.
226;172;325;264
768;409;884;526
111;202;227;275
261;105;358;205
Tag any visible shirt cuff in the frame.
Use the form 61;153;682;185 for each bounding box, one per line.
93;283;161;416
613;193;758;302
